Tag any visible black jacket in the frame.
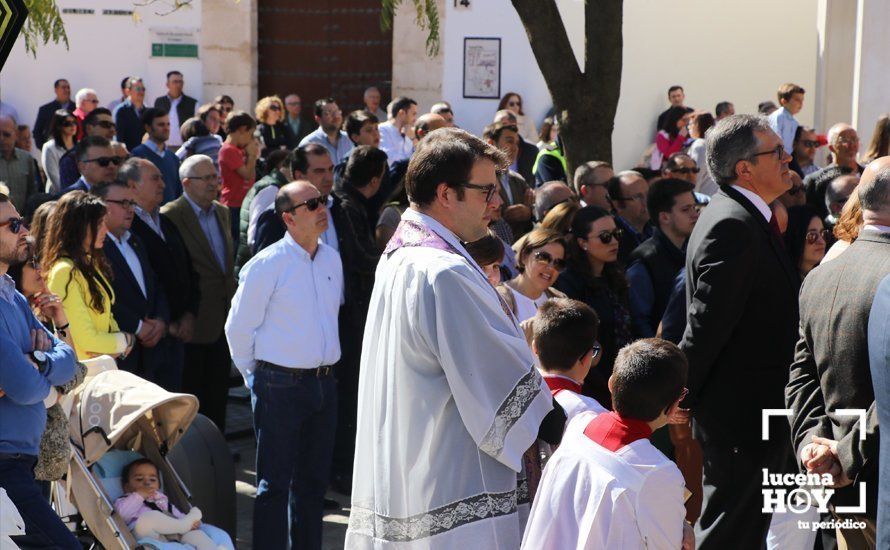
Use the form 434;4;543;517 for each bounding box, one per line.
103;232;171;378
516;138;537;186
130;214;201;324
786;231;890;510
154;94;198;127
33;99;75;149
615;215;654;266
680;186;800;447
627;228;686;338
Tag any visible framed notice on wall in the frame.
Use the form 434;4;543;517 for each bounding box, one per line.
463;37;501;99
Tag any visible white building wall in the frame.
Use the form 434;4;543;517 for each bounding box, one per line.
1;0;203;129
402;0;819;171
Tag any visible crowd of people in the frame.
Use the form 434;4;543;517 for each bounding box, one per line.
0;72;887;550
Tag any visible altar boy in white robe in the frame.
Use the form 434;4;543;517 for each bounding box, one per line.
522;338;695;550
346;128;564;549
531;298;607;421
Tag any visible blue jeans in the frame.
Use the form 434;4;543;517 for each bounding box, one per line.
0;454;80;549
251;366;337;550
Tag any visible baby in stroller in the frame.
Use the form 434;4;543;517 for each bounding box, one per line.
114;458;224;550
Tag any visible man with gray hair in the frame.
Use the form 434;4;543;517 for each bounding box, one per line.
804;123;864;220
680;114;801;548
363;86;387;121
162;154;236;430
0;114;37;209
534;180;575;222
787;156;890;547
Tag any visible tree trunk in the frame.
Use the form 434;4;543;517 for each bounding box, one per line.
511;0;623;179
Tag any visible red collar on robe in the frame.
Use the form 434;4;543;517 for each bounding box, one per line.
543;374;582;396
584;411;653;452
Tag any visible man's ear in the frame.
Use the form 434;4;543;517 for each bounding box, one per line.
435;181;452;205
734;158;754;183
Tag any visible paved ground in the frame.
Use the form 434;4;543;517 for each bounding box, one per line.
225;388;350;549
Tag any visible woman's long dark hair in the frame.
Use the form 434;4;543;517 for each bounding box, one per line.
660;106;691;138
567;206;628;297
49;109;76;147
784;205;822;273
41;191;112;312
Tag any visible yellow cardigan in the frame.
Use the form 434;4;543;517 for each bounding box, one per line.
46;258;128;361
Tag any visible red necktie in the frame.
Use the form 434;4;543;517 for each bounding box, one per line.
769;215;785;249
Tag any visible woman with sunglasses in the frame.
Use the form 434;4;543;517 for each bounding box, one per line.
43;191;135;361
497;92;538;144
555;206;631;408
783;205;829;280
255;95;292;158
41;109;78;194
497;228;567;324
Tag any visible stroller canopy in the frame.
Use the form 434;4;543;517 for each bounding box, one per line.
70;369;199;465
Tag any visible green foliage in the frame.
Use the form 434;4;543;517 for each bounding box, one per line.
21;0;68;56
381;0;440;57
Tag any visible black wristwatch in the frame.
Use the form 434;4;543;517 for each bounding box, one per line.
30;350;48;374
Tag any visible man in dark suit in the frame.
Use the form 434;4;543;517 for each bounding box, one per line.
113;77;148;151
92;181;173;387
493;109;536;184
787;158;890;547
65;136;120;194
869;274;890;548
153;71;197;150
33;78;74;149
681;115;800;548
161;154;236;431
123;158;201;392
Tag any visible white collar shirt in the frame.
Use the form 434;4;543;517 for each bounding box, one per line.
107;231;146;297
166;95;183;147
225;232;344;387
378;121;414;166
730;184;772;222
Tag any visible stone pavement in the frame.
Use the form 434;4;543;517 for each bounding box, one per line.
225;388;349;549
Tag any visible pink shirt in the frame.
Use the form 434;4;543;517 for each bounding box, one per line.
114;491;185;528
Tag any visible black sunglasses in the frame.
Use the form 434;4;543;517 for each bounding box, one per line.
670;167;700;174
805;229;831;244
83;156;123;167
459;182;498;203
287;194;329;213
596;228;624;244
0;217;27;234
532;250;566;272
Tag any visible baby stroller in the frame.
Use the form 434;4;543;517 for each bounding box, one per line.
57;359;234;549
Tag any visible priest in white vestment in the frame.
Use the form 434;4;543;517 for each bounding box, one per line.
346;128;558;549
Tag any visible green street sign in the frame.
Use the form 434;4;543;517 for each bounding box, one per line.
151;43;198;58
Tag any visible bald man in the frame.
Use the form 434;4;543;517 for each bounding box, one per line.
803;123;863;220
226;180;343;550
0;115;37;209
413;112;447;141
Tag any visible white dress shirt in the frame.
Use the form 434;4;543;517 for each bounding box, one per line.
166;95;183;147
378;121;414;166
730;184;772;221
226;232;343;387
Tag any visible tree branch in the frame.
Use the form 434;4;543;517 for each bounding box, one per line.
510;0;582;104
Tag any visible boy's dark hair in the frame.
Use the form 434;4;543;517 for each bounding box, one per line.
533;298;600;372
75;135;111;163
482;122;518;143
84;108;113;128
225;110;256;134
611;338;688;421
121;458;158;488
464;231;505;268
345;110;378;143
343;146;388;189
646;177;695;229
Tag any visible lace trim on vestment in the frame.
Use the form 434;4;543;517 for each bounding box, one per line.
479;364;543;457
347;489;518;542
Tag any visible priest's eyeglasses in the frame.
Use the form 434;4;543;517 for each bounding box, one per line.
459;182;498;203
286;194;329;213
